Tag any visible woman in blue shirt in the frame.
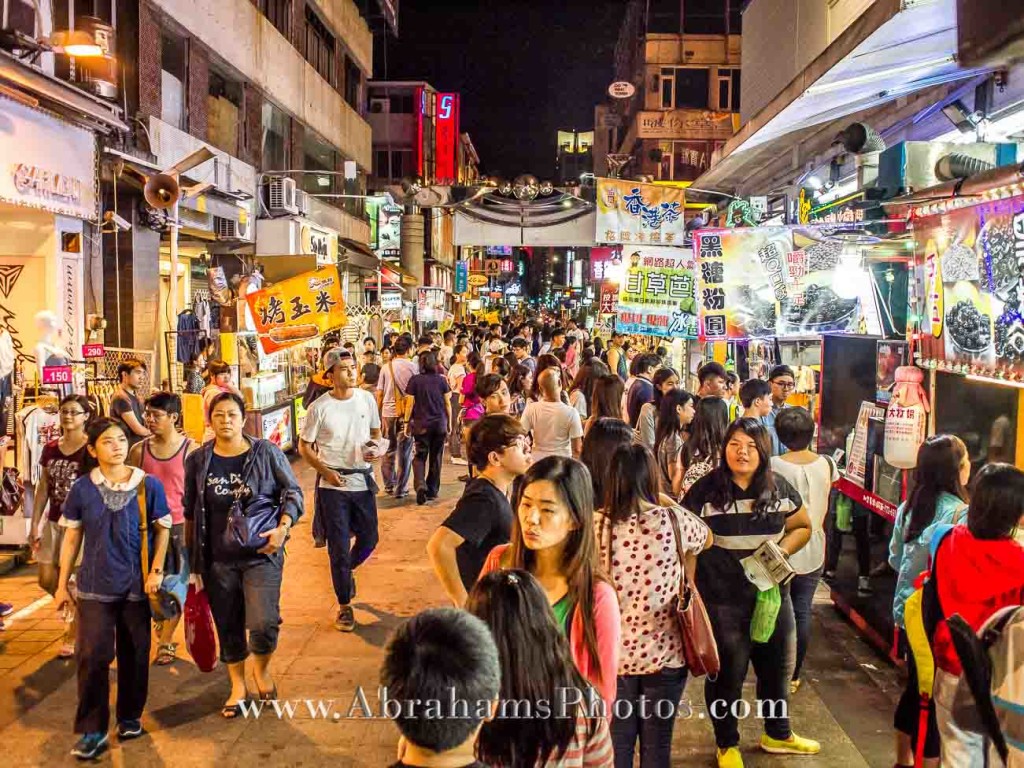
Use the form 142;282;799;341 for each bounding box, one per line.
54;418;171;760
887;435;969;768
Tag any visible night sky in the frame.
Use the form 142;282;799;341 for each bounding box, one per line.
374;0;626;180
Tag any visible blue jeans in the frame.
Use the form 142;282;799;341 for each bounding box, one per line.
704;588;795;749
611;667;688;768
789;568;821;681
317;488;378;606
205;551;283;664
382;417;413;495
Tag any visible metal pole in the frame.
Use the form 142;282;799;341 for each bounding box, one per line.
169;199;179;385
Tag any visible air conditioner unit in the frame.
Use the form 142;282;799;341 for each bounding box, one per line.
295;189;311;217
216;216;252;241
369;98;390;114
267;177;298;215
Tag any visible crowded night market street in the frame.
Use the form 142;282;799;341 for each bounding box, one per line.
1;0;1024;766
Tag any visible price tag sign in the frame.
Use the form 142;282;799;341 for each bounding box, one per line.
42;365;72;385
82;343;105;359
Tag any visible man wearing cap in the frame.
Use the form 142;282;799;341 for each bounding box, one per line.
764;364;797;456
299;349;384;632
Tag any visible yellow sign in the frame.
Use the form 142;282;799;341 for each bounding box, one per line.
467;273;489;287
246;266;347;354
596;178;686;245
300;224;339;266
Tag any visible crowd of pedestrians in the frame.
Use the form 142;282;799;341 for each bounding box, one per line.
17;311;1024;767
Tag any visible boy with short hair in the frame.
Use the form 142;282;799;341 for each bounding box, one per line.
382;608;498;768
739;379;773;419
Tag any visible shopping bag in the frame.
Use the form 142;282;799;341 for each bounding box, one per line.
750;585;782;643
184;583;218;672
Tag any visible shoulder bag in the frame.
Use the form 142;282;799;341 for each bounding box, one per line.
667;506;720;678
222;441;287;555
388;361;413;422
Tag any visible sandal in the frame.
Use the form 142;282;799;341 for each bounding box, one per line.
154;643;177;666
221;700;248;719
256;684;278;702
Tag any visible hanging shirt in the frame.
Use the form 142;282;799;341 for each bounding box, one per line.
39;440;88;522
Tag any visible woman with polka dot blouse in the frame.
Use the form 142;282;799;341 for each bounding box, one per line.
594;443;712;768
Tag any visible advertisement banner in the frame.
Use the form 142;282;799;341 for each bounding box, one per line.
377;202;402;258
246;267;346;354
636;110;736;140
455;261;468;294
300;224;338;266
261;403;294;452
615;246;697;338
417;287;446;321
914;196;1024;372
599;283;618;314
435;93;460;185
595;179;685;246
694;227;868;341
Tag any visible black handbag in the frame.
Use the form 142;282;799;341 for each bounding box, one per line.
221;442;284;554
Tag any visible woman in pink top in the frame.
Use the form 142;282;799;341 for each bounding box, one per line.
594;444;712;768
480;455;621;715
128;392;197;665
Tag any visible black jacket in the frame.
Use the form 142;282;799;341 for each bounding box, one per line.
184;437;305;574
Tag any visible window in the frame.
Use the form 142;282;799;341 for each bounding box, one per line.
344;57;362;111
302;129;338;202
660;67;710;110
3;0;36;36
373;149;389;178
261;101;288;171
657;140;715;182
647;0;681;34
389;93;414;113
683;0;726;34
259;0;291;39
161;34;188;130
208;70;243;154
373;150;412;182
716;68;741;112
728;0;743;34
304;5;336;87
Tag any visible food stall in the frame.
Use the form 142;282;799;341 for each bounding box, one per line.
238;265;347;451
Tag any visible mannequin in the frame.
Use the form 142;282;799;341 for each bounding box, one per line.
34;311;70;396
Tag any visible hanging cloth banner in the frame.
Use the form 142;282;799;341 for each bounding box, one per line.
246;266;347;354
595;179;686;246
615;246;697;338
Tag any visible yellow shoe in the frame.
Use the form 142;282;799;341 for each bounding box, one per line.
760;733;821;755
716;747;744;768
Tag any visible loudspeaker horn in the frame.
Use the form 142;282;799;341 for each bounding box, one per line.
144;173;180;209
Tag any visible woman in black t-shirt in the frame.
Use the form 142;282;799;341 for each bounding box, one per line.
681;418;816;765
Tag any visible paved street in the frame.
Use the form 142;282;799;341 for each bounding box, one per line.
0;456;899;767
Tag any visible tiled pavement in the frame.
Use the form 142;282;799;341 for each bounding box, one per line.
0;457;900;767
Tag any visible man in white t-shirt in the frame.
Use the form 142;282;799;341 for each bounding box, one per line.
520;367;584;462
376;337;419;498
300;349;384;633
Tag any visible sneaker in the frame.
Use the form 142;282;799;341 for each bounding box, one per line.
857;576;873;596
334;605;355;632
716;747;744;768
0;602;13;618
71;733;109;760
416;488;427;505
117;719;145;740
457;474;470;482
451;457;468;465
822;570;836;582
760;733;820;755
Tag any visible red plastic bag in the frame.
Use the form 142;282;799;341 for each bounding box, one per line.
184;583;218;672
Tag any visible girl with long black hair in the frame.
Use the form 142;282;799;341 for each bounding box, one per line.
887;435;969;768
468;569;613;767
681;418;816;766
634;367;680;450
679;396;729;494
653;389;696;499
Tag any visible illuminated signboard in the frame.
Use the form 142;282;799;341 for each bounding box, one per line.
435;93;460;185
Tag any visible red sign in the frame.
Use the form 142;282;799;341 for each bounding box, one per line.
435;93;460;184
82;343;105;359
42;365;72;385
599;284;618;314
835;475;898;523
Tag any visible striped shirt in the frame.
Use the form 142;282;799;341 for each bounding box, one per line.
541;712;614;768
682;470;803;606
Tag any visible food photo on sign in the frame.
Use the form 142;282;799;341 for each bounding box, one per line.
694;226;874;340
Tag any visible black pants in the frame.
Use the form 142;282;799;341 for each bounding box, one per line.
825;507;872;576
413;427;446;498
893;629;940;759
205;552;283;664
704;589;795;749
75;598;151;734
318;488;378;606
610;667;688;768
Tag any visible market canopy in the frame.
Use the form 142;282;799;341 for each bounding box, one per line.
451;189;597;246
694;0;992;195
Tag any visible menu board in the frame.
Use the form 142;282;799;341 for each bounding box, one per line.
694;227;871;340
914;196;1024;372
847;401;885;486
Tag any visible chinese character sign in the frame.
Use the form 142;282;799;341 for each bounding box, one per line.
455;261;468;294
417;287;447;321
596;179;686;245
246;267;347;354
695;227;867;340
615;246;697;338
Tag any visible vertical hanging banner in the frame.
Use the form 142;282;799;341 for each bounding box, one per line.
455;261;468;294
595;179;685;245
435;93;460;185
246;267;347;354
615;246;697;338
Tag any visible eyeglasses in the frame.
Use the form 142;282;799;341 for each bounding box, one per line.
59;409;86;417
772;381;796;390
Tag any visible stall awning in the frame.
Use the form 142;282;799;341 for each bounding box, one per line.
693;0;991;194
338;237;379;272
